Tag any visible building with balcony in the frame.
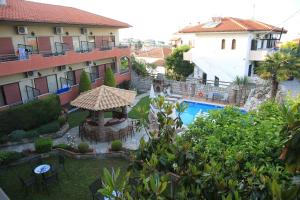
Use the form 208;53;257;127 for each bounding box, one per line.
0;0;132;109
178;17;286;83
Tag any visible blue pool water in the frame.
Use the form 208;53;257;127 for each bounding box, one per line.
178;101;224;125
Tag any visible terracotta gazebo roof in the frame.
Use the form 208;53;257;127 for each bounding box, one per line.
71;85;137;111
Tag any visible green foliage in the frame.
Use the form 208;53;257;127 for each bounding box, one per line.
128;96;150;120
120;56;130;73
79;70;92;93
165;45;194;80
280;41;299;56
118;80;131;90
58;115;66;127
67;110;89;128
104;67;116;87
131;56;149;77
233;76;250;104
0;95;61;134
34;138;53;153
0;151;24;166
111;140;122;151
257;52;300;98
8;130;38;142
53;143;71;150
77;142;90;153
36;121;60;135
279;94;300;171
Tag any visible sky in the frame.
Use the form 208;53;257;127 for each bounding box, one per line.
31;0;300;42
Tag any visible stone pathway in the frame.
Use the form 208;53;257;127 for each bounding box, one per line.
0;92;150;154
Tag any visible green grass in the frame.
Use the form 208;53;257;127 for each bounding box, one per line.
128;96;150;120
67;110;112;128
0;156;128;200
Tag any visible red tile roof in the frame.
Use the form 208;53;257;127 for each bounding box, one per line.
136;48;172;59
0;0;130;28
180;17;287;33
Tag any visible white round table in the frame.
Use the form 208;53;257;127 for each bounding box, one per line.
34;164;50;174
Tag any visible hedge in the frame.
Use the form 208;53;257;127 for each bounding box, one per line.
0;151;24;166
111;140;122;151
35;138;53;153
0;95;61;135
104;67;116;87
79;71;92;93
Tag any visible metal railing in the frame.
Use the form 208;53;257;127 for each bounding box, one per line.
89;72;99;83
60;77;74;88
55;42;69;55
25;85;40;101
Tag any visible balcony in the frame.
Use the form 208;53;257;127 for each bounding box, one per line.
249;49;276;61
0;46;131;77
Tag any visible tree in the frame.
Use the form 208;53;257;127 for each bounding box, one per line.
104;67;116;87
257;52;300;98
165;45;194;80
79;71;92;93
280;41;299;56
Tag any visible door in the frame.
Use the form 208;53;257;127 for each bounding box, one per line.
47;75;58;93
34;77;49;94
0;37;14;56
63;36;74;51
37;36;52;54
202;73;207;85
2;83;22;105
26;37;38;53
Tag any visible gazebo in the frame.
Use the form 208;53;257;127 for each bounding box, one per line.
71;85;137;142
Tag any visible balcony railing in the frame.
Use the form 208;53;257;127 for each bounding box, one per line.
25;85;40;101
89;72;99;83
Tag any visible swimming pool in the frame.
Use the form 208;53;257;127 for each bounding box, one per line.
178;101;225;125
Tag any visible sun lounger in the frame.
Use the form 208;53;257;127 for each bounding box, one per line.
206;92;213;101
166;88;182;99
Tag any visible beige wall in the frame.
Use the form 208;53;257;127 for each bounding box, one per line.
0;23;120;52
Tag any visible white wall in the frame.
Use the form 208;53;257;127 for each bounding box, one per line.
190;32;252;82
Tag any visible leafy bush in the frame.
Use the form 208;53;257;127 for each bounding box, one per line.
58;116;66;127
79;70;92;93
0;95;61;134
36;121;60;135
111;140;122;151
104;67;116;87
34;138;53;153
53;143;71;150
8;130;27;141
131;57;148;77
118;80;131;90
78;142;89;153
0;151;24;165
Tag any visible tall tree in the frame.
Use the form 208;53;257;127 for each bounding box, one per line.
257;52;300;98
165;45;194;80
104;67;116;87
79;71;92;93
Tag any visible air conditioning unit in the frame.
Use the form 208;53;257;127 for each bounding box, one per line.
81;28;88;35
54;27;63;35
57;65;66;71
24;71;36;78
17;26;28;35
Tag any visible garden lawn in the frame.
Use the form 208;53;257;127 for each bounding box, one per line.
67;110;112;128
0;156;128;200
128;96;150;120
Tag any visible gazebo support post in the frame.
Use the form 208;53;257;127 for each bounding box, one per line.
98;111;105;138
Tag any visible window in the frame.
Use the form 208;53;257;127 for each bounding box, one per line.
120;57;130;73
0;86;6;106
251;39;257;50
26;37;38;53
248;65;252;77
202;73;207;85
106;63;117;73
231;39;236;49
66;71;76;86
214;76;219;87
90;65;100;82
221;39;225;49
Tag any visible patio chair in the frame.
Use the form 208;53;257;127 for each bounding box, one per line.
220;93;229;103
18;175;37;195
206;92;214;101
166;88;182;99
89;178;104;200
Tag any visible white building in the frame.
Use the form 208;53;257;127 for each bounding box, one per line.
178;17;286;83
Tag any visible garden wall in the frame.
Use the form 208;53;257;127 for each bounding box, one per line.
131;71;153;92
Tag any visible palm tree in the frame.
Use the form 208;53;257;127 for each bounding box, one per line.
257;52;300;98
233;76;250;105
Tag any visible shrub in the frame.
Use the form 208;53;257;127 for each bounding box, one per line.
0;95;61;134
37;121;60;135
34;138;53;153
118;80;131;90
78;142;89;153
58;116;66;127
0;151;24;166
79;71;92;93
131;57;148;77
111;140;122;151
53;143;71;150
104;67;116;87
8;130;27;141
24;130;38;139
